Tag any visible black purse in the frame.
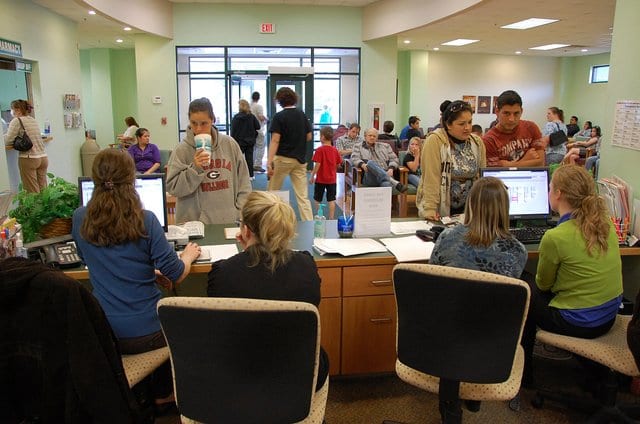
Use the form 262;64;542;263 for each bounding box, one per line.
548;123;568;147
13;117;34;152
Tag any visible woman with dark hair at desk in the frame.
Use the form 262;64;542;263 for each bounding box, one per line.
430;177;527;278
72;149;200;414
207;191;329;391
521;165;623;386
416;100;486;221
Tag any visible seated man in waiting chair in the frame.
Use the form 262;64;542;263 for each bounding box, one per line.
351;128;408;193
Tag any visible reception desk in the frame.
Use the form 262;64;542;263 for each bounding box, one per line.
64;221;640;376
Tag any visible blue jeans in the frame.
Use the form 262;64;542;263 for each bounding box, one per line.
585;155;599;177
362;161;394;188
408;173;420;188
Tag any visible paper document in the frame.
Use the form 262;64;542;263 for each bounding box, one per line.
380;236;434;262
390;220;433;235
313;238;388;256
224;227;240;240
196;244;239;263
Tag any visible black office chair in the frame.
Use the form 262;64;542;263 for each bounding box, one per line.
391;263;530;424
157;297;328;424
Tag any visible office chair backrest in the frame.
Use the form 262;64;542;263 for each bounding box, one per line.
158;297;320;424
393;263;530;385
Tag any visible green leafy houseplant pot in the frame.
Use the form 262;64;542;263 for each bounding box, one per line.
9;173;80;243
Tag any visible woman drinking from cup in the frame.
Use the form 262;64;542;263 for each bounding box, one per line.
166;97;251;224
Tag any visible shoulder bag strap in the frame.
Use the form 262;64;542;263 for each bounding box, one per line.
17;117;26;131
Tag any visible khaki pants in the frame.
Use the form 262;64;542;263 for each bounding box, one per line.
268;155;313;221
18;156;49;193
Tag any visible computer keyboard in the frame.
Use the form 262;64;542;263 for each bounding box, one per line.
509;227;550;244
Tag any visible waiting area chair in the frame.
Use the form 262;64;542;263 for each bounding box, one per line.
391;263;530;424
121;346;170;387
344;159;409;217
157;297;328;424
533;314;640;423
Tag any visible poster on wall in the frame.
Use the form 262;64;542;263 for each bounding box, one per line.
611;100;640;151
477;96;491;114
369;103;384;131
492;96;499;114
462;95;476;113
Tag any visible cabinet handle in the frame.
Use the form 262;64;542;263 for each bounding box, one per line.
370;317;393;324
370;279;392;286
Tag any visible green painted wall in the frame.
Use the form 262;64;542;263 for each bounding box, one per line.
0;0;84;188
599;0;640;196
110;49;138;137
86;49;115;146
558;53;610;129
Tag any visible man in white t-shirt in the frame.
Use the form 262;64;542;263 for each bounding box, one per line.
250;91;268;172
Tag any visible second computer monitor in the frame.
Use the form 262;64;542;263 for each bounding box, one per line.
78;173;168;231
479;167;550;220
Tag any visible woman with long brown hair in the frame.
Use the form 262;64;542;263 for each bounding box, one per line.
72;149;200;412
429;176;527;278
522;165;623;386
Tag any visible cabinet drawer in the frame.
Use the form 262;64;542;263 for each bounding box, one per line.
318;267;341;298
343;265;395;296
341;294;397;374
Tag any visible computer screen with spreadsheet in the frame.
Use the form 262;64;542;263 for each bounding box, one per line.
479;167;550;220
78;173;168;231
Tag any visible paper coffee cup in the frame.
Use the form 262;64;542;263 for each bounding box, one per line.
194;133;212;166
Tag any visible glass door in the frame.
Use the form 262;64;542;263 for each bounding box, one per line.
268;73;314;167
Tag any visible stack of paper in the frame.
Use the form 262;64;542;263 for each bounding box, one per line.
598;175;633;242
312;238;388;256
390;220;433;235
187;244;239;263
380;236;434;262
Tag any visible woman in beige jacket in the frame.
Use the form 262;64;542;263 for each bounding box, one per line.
417;100;486;220
4;99;50;193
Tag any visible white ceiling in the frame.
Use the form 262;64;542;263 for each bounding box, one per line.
33;0;616;57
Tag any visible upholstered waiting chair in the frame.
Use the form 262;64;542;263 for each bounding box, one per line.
157;297;328;424
344;159;409;217
533;315;640;422
391;264;530;423
121;346;170;387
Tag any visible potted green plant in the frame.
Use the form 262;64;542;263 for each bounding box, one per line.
9;173;79;243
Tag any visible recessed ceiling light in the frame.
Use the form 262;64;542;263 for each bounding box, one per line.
529;43;570;51
581;48;589;52
441;39;479;46
124;27;132;31
403;40;411;44
116;39;123;43
88;10;96;15
433;47;440;51
515;51;522;55
501;18;558;30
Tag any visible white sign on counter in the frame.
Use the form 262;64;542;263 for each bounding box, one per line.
354;186;391;237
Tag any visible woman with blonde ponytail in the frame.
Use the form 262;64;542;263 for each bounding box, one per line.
521;165;622;386
207;191;328;391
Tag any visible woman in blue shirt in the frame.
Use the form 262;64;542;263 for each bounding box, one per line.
72;148;200;412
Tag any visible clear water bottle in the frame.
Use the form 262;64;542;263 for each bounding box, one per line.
313;203;326;239
15;230;28;258
44;119;51;135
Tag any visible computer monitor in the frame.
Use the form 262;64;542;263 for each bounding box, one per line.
479;167;550;221
78;173;168;231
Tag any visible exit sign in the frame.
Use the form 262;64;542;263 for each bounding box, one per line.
260;23;275;34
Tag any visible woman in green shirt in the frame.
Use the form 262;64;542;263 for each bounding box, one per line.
522;165;622;386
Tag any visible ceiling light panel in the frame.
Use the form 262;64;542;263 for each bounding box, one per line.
441;39;479;46
529;43;570;50
501;18;558;30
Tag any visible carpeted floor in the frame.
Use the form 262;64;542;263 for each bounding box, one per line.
156;352;640;423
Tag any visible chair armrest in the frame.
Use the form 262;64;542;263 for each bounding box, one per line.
398;166;409;185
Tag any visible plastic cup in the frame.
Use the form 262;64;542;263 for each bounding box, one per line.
194;133;212;166
337;215;354;238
